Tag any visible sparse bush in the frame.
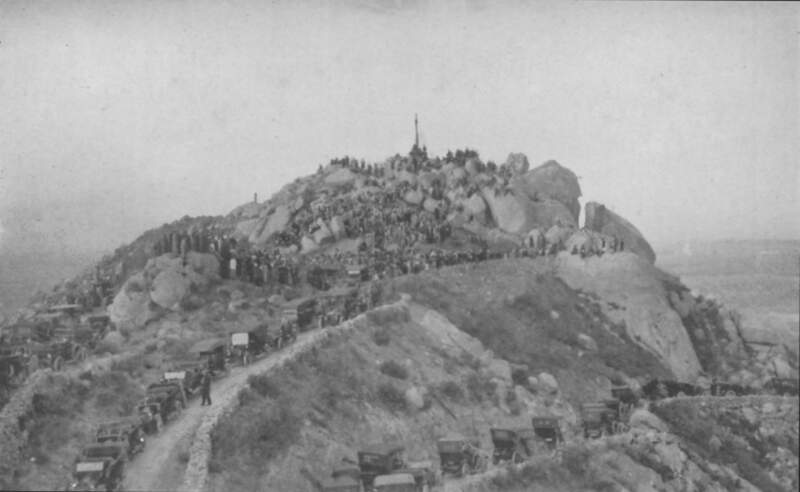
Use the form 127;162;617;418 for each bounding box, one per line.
511;367;529;387
379;360;409;380
562;445;592;477
377;382;406;412
372;328;391;346
248;373;281;399
465;372;496;403
207;459;223;474
437;381;464;401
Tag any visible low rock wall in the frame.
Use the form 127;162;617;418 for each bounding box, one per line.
0;370;54;486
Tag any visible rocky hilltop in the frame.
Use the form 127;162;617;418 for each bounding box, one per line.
1;145;797;492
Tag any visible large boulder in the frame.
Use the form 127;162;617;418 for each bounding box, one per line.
235;218;260;238
418;171;445;192
312;221;335;246
584;202;656;264
397;170;418;186
505;153;530;174
517;160;582;222
404;189;424;206
463;193;489;224
423;198;443;213
150;269;192;309
481;187;577;236
108;274;160;328
328;216;346;239
324;168;357;186
300;235;318;253
250;204;292;244
465;158;482;176
544;224;575;247
443;166;468;187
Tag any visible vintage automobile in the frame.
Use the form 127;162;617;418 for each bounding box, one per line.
610;384;638;407
189;338;227;374
146;381;187;418
281;297;317;331
0;349;29;388
436;434;486;476
67;443;126;491
95;419;145;457
346;264;370;283
320;475;362;492
531;417;564;450
581;402;615;439
136;397;162;434
490;428;534;465
164;361;204;399
307;263;343;291
356;444;406;488
230;329;266;363
764;377;799;396
641;379;703;400
708;381;752;397
373;473;417;492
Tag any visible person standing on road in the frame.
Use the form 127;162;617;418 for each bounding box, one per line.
201;371;212;406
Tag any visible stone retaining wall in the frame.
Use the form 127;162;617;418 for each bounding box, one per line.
0;370;54;486
179;298;409;492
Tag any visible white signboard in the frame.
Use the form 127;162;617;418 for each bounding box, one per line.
164;371;186;380
76;462;105;473
231;332;249;346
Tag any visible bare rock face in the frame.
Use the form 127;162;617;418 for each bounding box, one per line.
300;235;318;253
585;201;656;264
109;253;219;328
518;160;582;222
328;216;346;239
505;152;530;174
250;204;291;244
324;168;357;186
150;268;192;309
480;188;576;235
556;253;702;380
403;189;424;205
108;273;160;329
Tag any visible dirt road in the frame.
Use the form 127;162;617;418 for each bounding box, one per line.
123;301;408;492
122;330;320;492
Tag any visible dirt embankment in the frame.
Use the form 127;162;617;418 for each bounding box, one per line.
205;297;587;492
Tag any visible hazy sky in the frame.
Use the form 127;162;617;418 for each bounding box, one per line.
0;0;797;258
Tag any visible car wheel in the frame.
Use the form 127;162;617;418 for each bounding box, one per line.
724;390;736;397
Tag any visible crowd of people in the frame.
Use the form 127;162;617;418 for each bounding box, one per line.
149;145;633;301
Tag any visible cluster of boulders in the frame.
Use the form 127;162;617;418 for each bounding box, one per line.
108;252;220;330
229;152;656;264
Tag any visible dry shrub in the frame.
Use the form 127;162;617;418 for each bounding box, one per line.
377;382;406;412
437;380;464;401
379;360;409;380
372;328;391;346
